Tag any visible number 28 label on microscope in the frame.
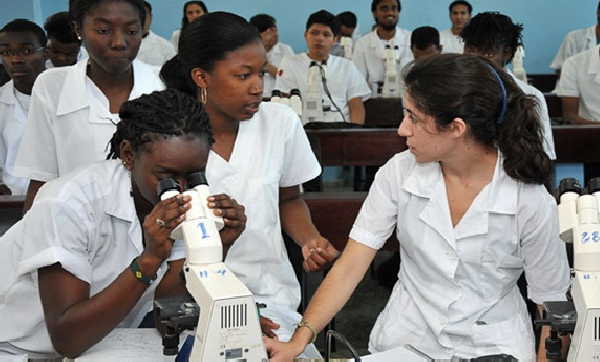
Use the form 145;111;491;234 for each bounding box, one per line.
580;231;600;244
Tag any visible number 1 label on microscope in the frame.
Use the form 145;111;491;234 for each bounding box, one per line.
198;222;210;239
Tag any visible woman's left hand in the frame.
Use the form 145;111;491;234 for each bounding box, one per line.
302;236;340;272
207;194;246;248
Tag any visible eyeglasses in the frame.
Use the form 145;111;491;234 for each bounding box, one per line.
0;47;44;57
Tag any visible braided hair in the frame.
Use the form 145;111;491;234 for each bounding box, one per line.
107;88;213;159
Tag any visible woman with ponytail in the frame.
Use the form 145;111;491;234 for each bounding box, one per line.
266;54;570;362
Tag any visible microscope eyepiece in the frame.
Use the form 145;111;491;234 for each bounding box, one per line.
558;178;583;196
187;172;208;189
157;178;180;197
588;177;600;194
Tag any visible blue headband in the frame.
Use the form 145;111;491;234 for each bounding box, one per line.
485;64;508;125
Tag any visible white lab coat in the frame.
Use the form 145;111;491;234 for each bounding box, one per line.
263;42;294;98
507;70;557;160
352;28;413;98
205;102;321;340
14;58;163;182
0;160;185;359
350;151;570;361
550;25;597;70
137;31;177;67
439;29;464;54
275;53;370;124
555;44;600;122
171;29;181;50
0;81;30;195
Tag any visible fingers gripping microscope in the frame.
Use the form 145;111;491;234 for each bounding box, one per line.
156;173;268;362
543;178;600;361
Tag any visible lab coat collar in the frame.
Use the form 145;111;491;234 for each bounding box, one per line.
585;25;597;47
103;161;136;223
367;28;408;48
587;45;600;80
56;58;151;116
0;80;16;106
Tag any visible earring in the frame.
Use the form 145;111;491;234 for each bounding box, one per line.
200;87;207;104
122;160;130;170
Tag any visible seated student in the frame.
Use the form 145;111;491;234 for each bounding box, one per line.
44;11;86;68
461;12;557;161
170;1;207;49
0;19;46;195
249;13;294;99
439;0;472;54
14;0;164;212
136;1;176;66
331;11;358;58
550;1;600;73
353;0;413;98
555;44;600;124
411;26;442;60
265;54;570;362
0;89;246;359
276;10;370;125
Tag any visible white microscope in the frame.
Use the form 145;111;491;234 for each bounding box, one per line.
302;61;325;124
380;44;401;98
556;177;600;361
157;174;268;362
339;36;353;59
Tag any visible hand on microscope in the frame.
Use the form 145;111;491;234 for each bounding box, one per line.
260;316;281;339
207;194;247;254
302;236;340;272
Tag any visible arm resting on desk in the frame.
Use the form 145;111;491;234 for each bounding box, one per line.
561;97;598;125
348;97;365;125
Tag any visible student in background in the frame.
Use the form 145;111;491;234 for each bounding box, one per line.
353;0;413;98
276;10;370;125
249;13;294;99
136;1;176;66
170;1;207;50
439;0;472;54
44;11;85;68
462;12;557;162
550;1;600;73
14;0;164;212
411;26;442;60
556;44;600;124
331;11;357;58
0;19;46;196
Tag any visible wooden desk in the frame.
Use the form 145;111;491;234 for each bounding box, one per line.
307;126;600;166
529;74;558;93
545;93;562;118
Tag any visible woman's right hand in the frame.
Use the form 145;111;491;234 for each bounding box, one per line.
264;337;306;362
141;194;191;263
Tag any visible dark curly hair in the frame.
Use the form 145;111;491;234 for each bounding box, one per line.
404;54;550;185
107;88;214;159
460;12;523;63
70;0;146;27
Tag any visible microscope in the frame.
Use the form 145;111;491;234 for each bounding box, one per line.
155;173;268;362
381;44;401;98
512;45;527;84
538;178;600;361
302;61;325;124
339;36;353;59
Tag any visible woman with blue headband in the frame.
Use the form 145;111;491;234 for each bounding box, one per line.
266;54;570;361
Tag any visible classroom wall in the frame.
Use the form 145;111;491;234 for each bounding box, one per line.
0;0;594;73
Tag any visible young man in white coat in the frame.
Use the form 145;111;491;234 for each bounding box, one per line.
0;19;47;195
275;10;370;125
136;1;176;66
550;1;600;73
352;0;412;98
439;0;472;54
249;13;294;99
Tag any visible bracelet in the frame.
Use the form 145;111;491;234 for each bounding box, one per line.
129;257;157;287
297;319;317;344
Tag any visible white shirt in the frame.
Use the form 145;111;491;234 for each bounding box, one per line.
352;28;413;98
555;44;600;122
206;102;321;337
137;31;177;67
275;53;370;124
350;151;569;361
551;25;598;70
171;29;181;50
0;81;29;195
439;29;464;54
14;58;163;182
264;42;294;98
0;160;185;358
508;70;557;160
